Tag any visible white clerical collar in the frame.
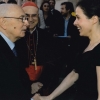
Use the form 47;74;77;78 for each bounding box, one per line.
30;27;36;34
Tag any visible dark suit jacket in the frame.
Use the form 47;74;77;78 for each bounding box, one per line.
65;15;89;69
67;15;89;52
67;15;79;38
0;35;31;100
50;9;64;36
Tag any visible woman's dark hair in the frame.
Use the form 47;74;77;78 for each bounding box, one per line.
40;1;50;12
61;2;74;14
0;1;5;4
7;0;17;4
76;0;100;18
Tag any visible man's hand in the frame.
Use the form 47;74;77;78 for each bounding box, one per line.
31;82;43;94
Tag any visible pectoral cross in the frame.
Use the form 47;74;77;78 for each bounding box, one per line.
32;57;37;70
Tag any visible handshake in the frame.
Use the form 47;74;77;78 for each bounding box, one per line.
31;82;52;100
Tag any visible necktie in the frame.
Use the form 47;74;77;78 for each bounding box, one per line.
12;47;17;57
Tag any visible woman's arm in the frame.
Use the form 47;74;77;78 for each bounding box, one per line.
35;70;79;100
96;66;100;100
49;70;79;100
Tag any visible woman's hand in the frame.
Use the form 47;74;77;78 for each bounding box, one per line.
33;94;52;100
39;95;52;100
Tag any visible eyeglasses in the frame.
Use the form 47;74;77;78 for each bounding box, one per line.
3;16;28;23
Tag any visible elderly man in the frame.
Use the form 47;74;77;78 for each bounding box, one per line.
22;1;57;96
0;3;35;100
0;3;43;100
22;1;47;95
22;1;48;75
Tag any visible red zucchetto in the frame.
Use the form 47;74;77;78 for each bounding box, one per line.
22;1;38;8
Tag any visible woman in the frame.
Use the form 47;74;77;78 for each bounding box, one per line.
33;0;100;100
38;9;46;29
40;1;53;33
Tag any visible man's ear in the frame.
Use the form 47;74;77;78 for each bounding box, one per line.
0;17;7;30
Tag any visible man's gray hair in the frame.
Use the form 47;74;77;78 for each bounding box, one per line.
0;4;18;17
